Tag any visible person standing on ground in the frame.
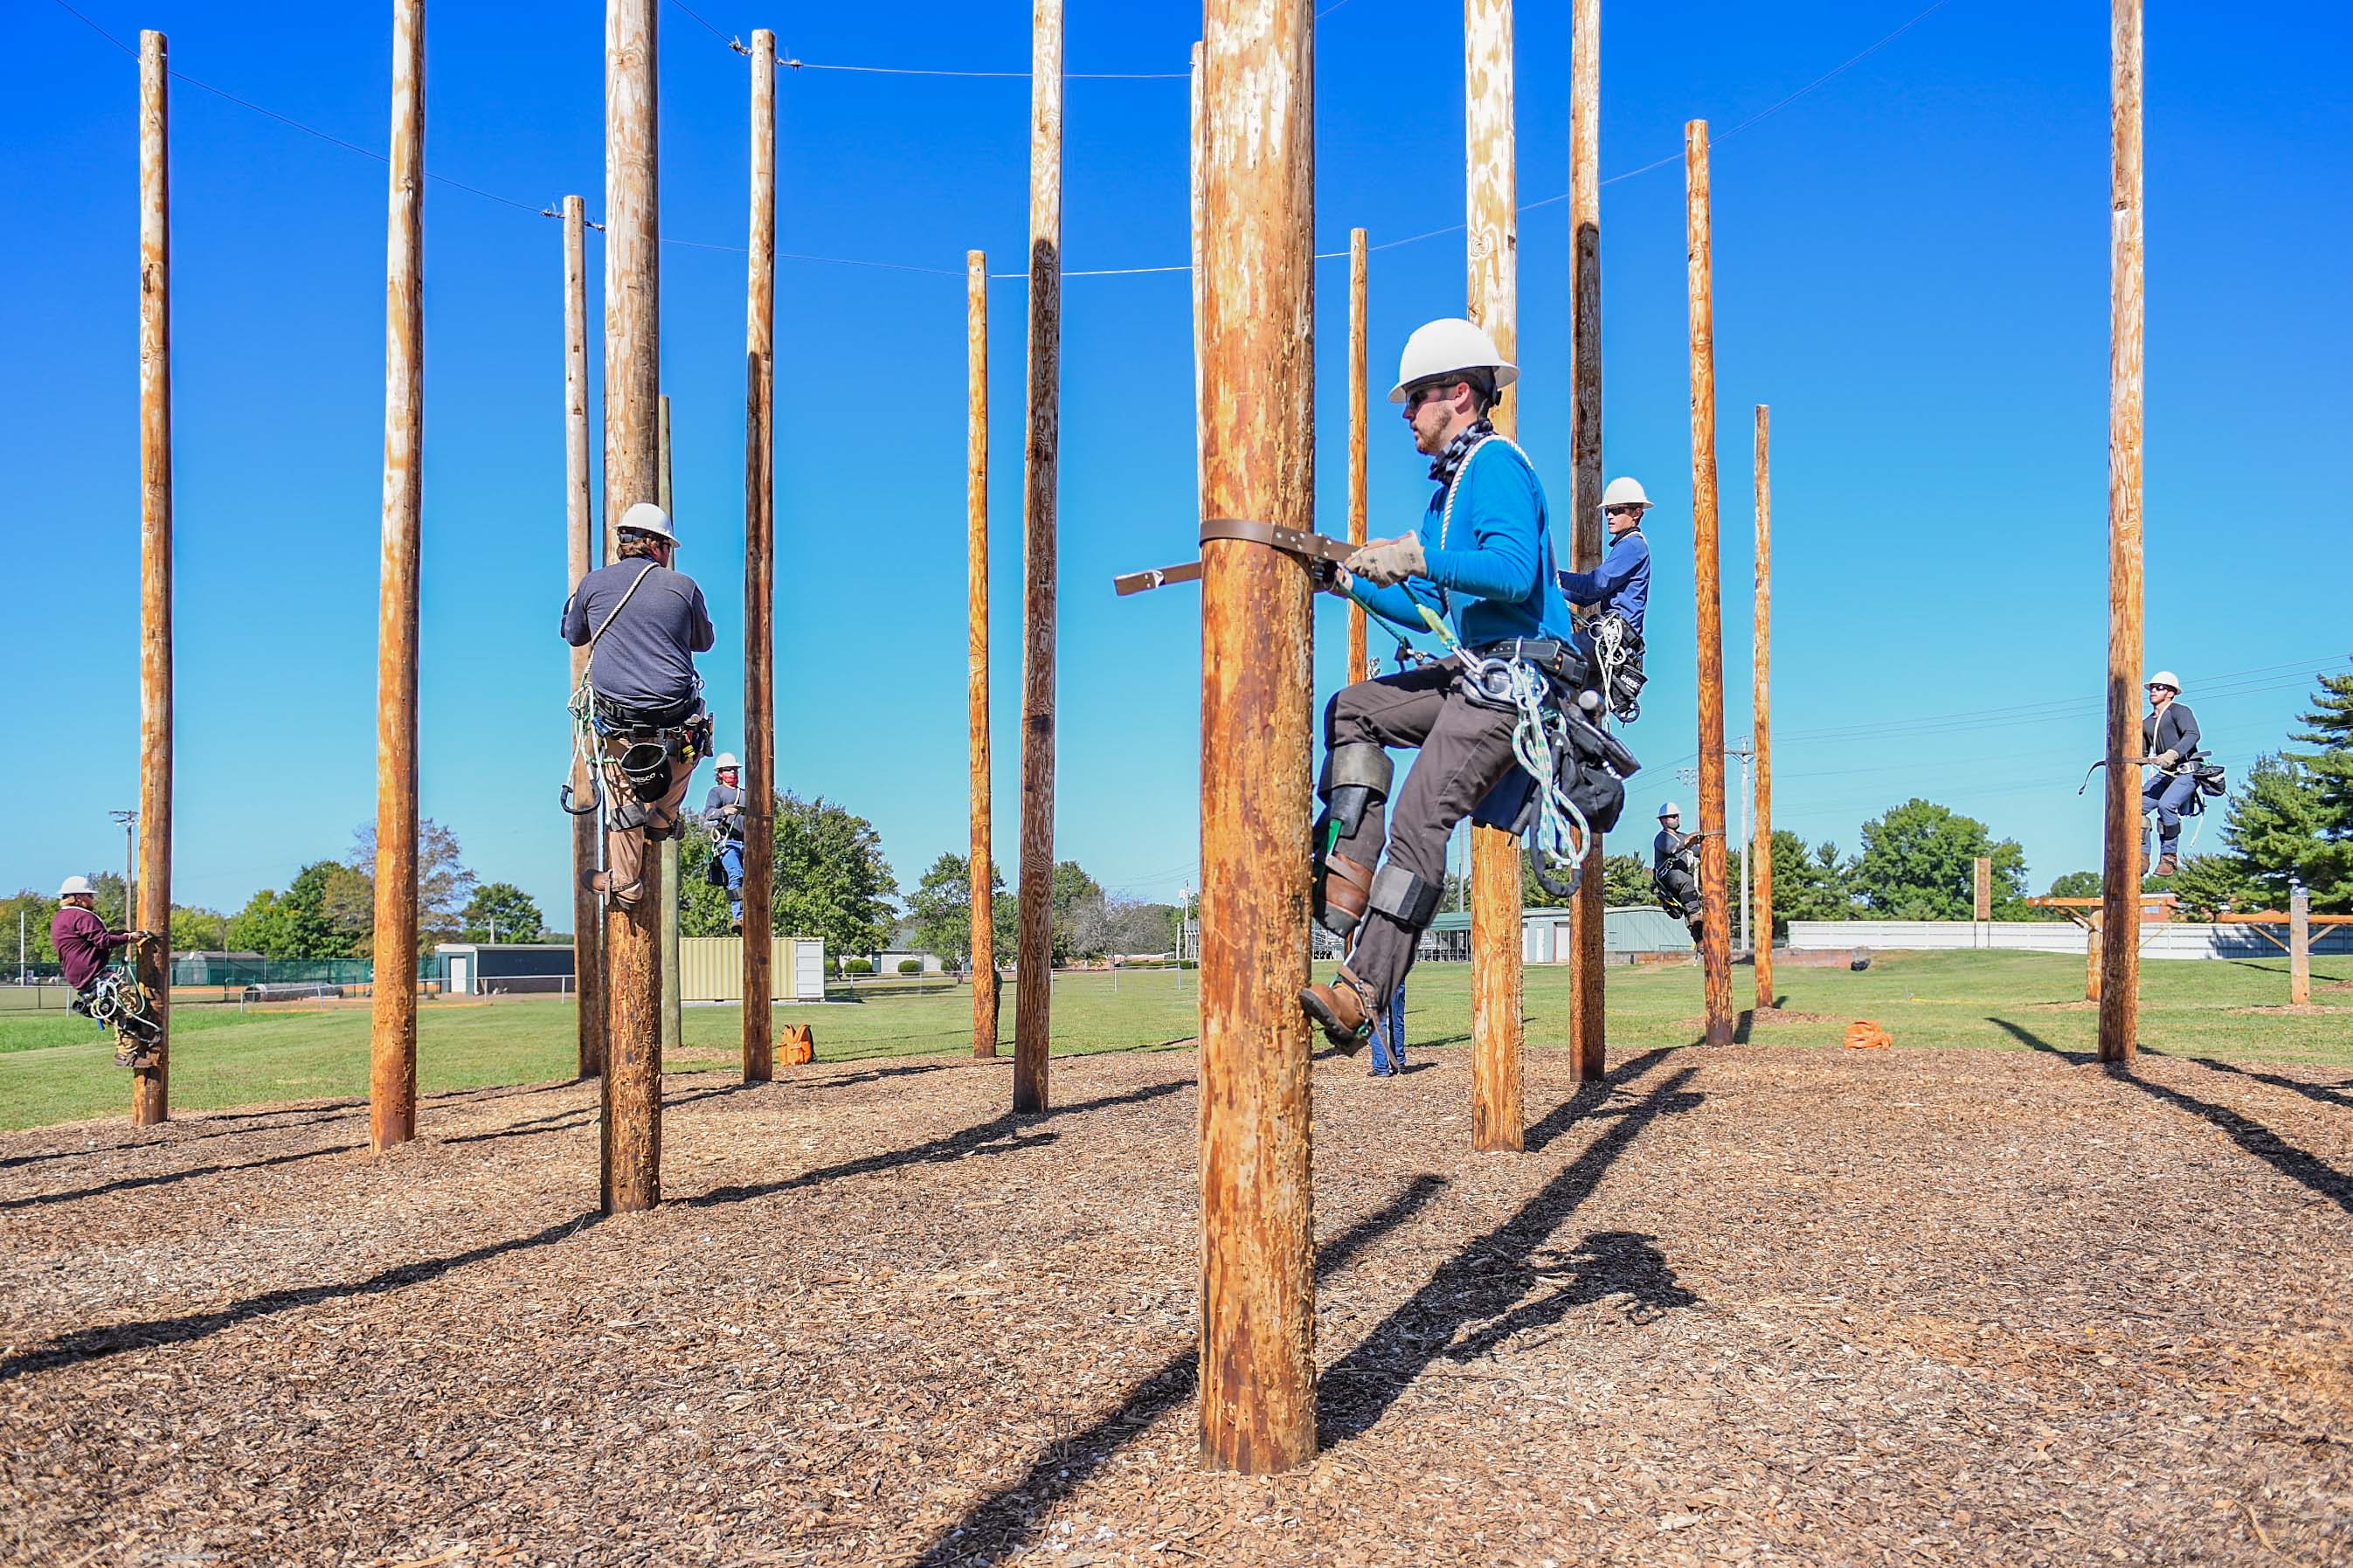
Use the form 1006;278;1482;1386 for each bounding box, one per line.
561;501;715;911
1297;317;1581;1054
2141;671;2201;877
702;751;749;933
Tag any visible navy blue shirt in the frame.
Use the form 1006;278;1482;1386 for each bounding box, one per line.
560;557;715;708
1556;528;1651;637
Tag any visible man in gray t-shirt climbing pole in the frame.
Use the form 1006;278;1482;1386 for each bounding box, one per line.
560;501;716;910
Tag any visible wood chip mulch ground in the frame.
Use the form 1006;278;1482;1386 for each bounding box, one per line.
3;1037;2350;1567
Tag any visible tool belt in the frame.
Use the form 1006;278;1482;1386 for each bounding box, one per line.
592;691;704;736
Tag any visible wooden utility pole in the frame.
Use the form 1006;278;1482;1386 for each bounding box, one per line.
1685;121;1733;1049
370;0;425;1151
967;248;998;1058
563;194;604;1080
657;395;683;1055
1752;405;1774;1011
2098;0;2144;1067
1014;0;1062;1115
601;0;663;1213
742;30;777;1081
1347;228;1369;685
1198;0;1316;1476
1464;0;1523;1153
2288;882;2310;1006
2086;909;2103;1003
1564;0;1605;1081
134;31;173;1128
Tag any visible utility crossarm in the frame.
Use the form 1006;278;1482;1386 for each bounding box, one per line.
2211;908;2353;955
2025;894;2180;927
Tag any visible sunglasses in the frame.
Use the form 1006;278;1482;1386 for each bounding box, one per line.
1405;383;1457;412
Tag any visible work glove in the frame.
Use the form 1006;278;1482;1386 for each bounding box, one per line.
2153;749;2179;768
1346;533;1426;588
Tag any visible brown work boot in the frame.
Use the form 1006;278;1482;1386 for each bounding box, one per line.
2154;853;2179;877
1298;967;1374;1055
579;867;641;911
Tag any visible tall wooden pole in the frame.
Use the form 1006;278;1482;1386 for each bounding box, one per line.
657;395;683;1055
1751;404;1775;1012
1014;0;1062;1115
966;249;998;1058
563;195;605;1080
1564;0;1606;1081
1464;0;1523;1152
1346;228;1368;686
1198;0;1316;1476
2098;0;2144;1067
133;31;173;1128
1686;121;1733;1049
2287;883;2310;1006
742;31;778;1081
370;0;425;1151
601;0;663;1213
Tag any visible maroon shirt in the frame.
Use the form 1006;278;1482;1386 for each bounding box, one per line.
52;905;131;991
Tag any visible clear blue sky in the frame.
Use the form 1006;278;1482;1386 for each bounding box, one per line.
8;0;2348;929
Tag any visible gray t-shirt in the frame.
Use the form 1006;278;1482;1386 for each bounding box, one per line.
560;558;715;708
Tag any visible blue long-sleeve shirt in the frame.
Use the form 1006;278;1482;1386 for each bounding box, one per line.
1346;439;1576;649
1555;528;1651;637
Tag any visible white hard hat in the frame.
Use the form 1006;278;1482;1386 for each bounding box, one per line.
1602;476;1653;511
618;501;677;544
57;874;97;899
1388;317;1519;404
714;752;739;770
1657;802;1682;819
2146;671;2181;692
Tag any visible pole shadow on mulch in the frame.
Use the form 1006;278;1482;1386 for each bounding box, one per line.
0;1212;600;1385
1993;1019;2353;1215
1526;1046;1678;1154
2150;1048;2353;1112
910;1173;1454;1568
1317;1060;1705;1446
681;1078;1189;1211
0;1140;363;1212
1988;1018;2096;1065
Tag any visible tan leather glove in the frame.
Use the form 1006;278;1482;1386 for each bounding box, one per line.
1346;533;1426;588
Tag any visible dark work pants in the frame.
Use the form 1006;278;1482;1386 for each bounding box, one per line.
1325;663;1519;1012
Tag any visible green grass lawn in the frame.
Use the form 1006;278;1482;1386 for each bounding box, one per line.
1;950;2344;1132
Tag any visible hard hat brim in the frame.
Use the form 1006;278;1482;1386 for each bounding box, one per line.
1388;362;1520;404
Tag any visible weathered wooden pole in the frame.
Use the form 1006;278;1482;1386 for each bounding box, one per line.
2086;909;2103;1003
966;248;998;1059
1565;0;1606;1081
657;394;683;1054
2097;0;2144;1067
601;0;663;1213
742;30;777;1081
1686;121;1733;1049
2288;882;2310;1006
1464;0;1524;1152
370;0;425;1151
1014;0;1062;1115
1346;228;1369;685
1752;404;1774;1011
133;31;173;1128
1198;0;1316;1475
563;194;605;1080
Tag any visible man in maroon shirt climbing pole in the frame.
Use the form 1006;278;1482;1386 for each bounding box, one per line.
51;874;160;1067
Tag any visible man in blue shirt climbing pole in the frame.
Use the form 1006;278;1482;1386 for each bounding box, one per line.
1299;317;1581;1056
1556;474;1653;722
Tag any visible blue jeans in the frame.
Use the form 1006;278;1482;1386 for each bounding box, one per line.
1369;986;1408;1074
2142;770;2198;851
717;840;745;922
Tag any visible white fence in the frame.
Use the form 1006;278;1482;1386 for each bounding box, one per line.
1788;920;2352;961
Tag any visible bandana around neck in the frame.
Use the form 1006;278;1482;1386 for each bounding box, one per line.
1429;417;1497;484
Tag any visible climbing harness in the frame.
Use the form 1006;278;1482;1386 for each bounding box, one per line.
559;562;709;826
1587;609;1645;723
72;935;164;1067
2076;752;2226;855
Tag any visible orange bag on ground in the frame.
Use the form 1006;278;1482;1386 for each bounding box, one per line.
1844;1019;1893;1051
779;1023;815;1065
